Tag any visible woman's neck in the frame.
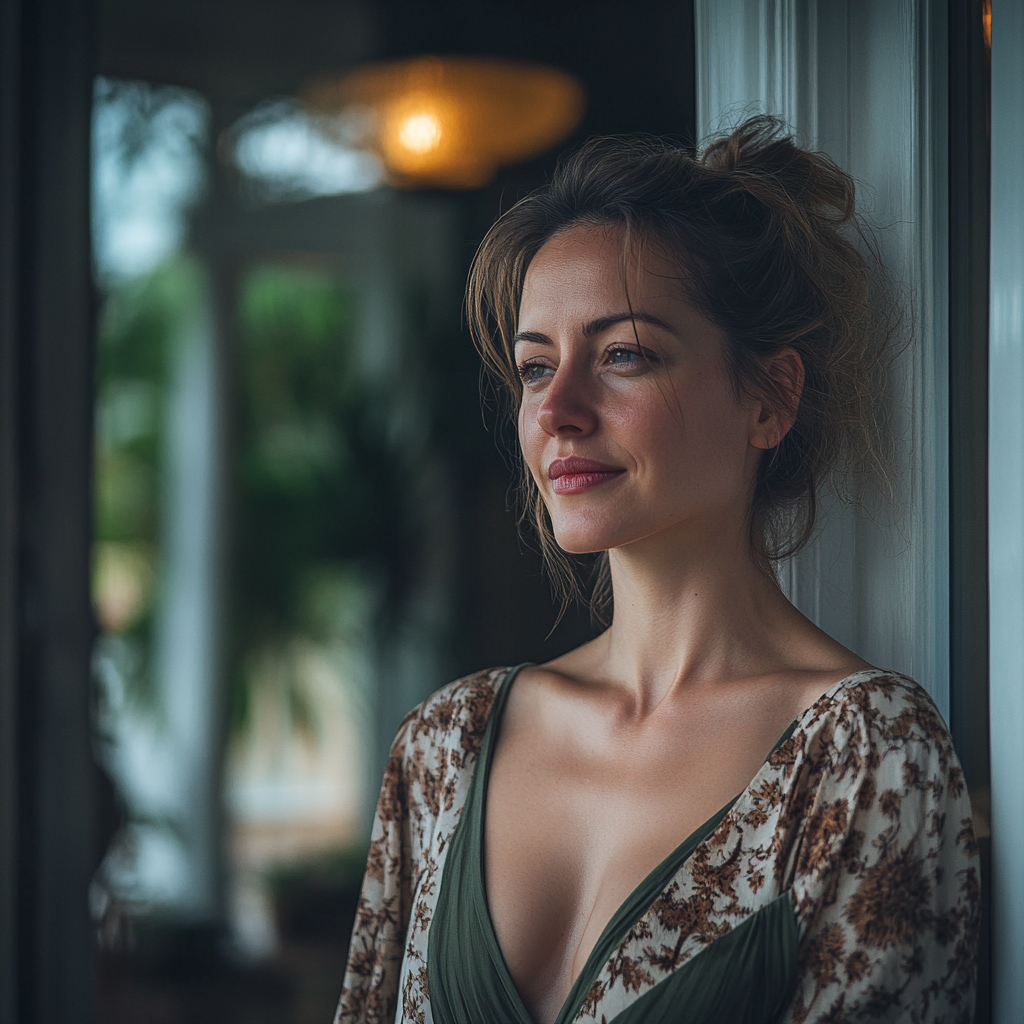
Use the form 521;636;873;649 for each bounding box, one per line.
591;516;805;714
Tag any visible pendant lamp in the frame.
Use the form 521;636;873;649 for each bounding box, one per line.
303;56;586;189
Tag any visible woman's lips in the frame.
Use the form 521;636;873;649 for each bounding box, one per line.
548;457;625;495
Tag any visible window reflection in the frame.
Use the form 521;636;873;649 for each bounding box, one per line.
228;99;383;203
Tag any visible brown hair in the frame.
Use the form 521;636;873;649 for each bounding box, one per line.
467;115;901;623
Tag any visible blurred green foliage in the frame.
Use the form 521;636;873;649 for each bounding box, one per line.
94;255;459;739
232;264;412;735
95;260;200;546
93;260;203;705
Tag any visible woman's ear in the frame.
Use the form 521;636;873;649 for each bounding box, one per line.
749;347;805;450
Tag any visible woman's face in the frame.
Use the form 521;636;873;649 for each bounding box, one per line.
516;223;771;556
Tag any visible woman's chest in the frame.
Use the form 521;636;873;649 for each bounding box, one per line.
482;713;795;1021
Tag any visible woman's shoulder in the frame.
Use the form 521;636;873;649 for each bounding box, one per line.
787;666;965;795
389;664;514;764
803;666;950;737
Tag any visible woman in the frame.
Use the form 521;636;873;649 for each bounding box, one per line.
336;117;979;1024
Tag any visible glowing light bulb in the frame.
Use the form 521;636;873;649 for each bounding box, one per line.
398;112;442;154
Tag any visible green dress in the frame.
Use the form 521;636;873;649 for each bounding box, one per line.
336;665;979;1024
427;664;799;1024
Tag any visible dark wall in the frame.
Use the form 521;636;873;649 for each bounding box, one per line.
948;0;992;1019
0;0;98;1019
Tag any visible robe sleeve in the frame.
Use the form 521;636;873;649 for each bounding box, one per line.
779;689;981;1023
334;711;418;1024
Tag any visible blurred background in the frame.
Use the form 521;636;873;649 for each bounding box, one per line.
86;3;696;1020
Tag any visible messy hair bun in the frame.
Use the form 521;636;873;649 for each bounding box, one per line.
467;115;901;622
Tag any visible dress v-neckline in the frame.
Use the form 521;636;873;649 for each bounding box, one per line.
471;663;810;1024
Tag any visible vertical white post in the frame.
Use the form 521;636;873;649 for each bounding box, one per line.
988;1;1024;1016
693;0;949;718
152;265;227;921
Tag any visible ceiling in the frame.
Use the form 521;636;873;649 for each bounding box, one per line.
98;0;374;120
97;0;696;142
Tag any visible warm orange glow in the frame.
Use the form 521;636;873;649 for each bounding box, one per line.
304;56;586;189
397;111;442;154
982;0;992;51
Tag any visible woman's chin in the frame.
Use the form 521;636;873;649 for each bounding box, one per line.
551;524;631;556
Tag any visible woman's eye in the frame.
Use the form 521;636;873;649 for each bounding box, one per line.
607;347;646;366
518;362;552;384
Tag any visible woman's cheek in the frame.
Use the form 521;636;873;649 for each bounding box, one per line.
517;406;545;484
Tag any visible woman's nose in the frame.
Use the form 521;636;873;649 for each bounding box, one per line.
535;364;598;437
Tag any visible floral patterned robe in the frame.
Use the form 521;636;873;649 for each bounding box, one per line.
335;666;979;1024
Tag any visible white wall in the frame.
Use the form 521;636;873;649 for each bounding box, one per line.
988;0;1024;1015
695;0;950;718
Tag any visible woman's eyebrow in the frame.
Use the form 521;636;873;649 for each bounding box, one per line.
582;312;675;337
513;312;675;346
513;329;552;346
